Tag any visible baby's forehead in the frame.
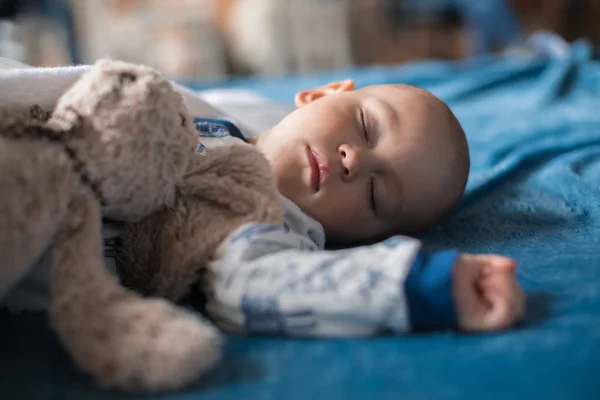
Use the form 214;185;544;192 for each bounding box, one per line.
360;84;441;111
362;83;428;97
362;85;447;121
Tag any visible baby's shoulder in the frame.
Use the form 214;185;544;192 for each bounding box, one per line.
280;196;325;249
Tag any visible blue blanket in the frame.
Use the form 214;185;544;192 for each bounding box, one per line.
2;38;600;400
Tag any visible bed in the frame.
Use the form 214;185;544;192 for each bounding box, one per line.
2;35;600;400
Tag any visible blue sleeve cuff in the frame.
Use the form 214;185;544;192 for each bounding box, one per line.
405;249;459;330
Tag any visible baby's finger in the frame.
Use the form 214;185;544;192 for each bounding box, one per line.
484;274;524;329
470;254;516;273
495;271;525;317
486;255;517;273
479;275;497;307
482;289;516;331
481;263;494;278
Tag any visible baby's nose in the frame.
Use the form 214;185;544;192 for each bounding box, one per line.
338;144;360;181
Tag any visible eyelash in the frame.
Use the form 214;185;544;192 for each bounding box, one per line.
368;176;377;213
360;109;369;143
361;109;376;213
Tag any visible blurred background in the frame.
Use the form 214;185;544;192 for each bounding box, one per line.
0;0;598;80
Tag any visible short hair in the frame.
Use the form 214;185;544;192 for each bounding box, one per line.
429;97;470;226
397;85;470;233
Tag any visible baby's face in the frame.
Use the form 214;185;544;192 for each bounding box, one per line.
255;81;466;243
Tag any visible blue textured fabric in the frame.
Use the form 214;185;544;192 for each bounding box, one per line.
3;37;600;399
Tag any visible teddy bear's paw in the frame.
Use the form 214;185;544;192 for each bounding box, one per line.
85;298;222;392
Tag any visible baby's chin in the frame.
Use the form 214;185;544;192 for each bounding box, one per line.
324;234;380;248
322;224;386;247
327;220;426;247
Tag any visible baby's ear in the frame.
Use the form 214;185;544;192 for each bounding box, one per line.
294;79;355;107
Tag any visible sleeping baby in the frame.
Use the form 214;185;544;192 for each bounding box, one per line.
3;73;525;335
198;80;526;335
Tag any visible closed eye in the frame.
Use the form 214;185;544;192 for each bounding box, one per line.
360;109;369;143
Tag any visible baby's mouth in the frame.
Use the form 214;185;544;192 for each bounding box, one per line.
306;146;320;191
306;146;328;192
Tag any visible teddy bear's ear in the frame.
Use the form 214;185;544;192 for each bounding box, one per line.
94;58;115;67
90;58;160;80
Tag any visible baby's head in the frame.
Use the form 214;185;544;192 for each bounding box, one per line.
253;80;469;243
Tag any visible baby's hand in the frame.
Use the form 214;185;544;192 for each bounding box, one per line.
453;254;525;332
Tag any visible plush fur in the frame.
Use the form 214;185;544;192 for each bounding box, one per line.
0;59;284;392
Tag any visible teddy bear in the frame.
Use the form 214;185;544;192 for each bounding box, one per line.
0;59;284;392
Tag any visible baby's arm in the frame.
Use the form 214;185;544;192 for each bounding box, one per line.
204;223;524;336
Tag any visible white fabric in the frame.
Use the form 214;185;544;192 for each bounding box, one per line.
198;88;294;135
0;62;423;336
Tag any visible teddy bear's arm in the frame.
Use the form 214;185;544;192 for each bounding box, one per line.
119;145;285;302
49;189;221;393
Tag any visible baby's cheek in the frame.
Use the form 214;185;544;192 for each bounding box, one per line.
322;196;367;230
